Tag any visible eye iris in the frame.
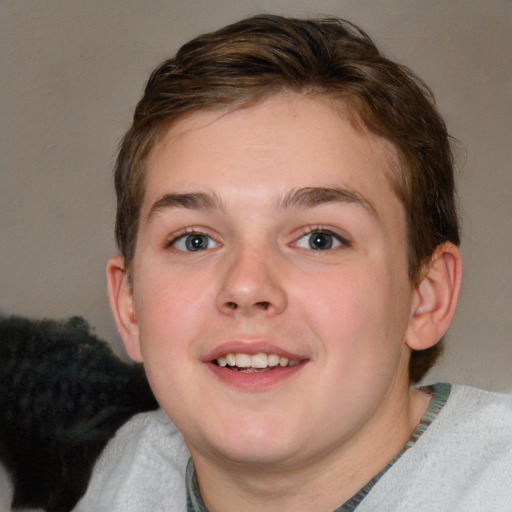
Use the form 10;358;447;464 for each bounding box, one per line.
185;234;208;251
309;232;333;250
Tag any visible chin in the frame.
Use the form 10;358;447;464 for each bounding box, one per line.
200;417;308;468
215;441;302;468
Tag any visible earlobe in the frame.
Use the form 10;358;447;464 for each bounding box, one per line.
406;242;463;351
106;255;143;362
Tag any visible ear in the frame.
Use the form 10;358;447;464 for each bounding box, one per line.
406;242;463;351
106;255;143;362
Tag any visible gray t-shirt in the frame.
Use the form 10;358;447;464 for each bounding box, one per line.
74;383;512;511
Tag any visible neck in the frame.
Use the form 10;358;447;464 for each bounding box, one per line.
188;385;431;512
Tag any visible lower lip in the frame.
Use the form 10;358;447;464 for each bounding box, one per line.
206;361;306;391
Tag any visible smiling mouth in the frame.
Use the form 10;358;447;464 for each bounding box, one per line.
214;352;301;372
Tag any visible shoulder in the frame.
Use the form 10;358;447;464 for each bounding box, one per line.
73;409;189;512
412;384;512;480
439;384;512;440
358;384;512;511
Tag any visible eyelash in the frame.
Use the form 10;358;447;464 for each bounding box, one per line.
164;228;220;252
164;226;351;253
292;227;351;251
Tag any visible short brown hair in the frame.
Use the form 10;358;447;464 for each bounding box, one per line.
113;14;460;383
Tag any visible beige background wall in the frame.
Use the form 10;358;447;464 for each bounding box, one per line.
1;1;511;392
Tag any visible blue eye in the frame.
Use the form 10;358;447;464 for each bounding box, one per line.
295;231;344;251
172;233;218;252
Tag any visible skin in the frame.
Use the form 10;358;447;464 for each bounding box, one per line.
108;92;462;511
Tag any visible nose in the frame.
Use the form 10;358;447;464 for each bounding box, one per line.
216;244;287;317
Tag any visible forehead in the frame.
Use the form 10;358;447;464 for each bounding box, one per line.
142;92;401;218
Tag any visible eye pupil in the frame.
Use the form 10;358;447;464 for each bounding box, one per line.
186;234;208;251
309;232;333;250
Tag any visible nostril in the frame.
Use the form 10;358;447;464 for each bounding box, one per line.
220;300;274;314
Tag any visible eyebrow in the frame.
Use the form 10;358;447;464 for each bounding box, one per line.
278;187;377;216
146;186;377;222
147;192;223;222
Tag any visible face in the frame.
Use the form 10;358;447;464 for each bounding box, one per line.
122;93;419;471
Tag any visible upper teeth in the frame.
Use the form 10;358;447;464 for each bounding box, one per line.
216;353;299;369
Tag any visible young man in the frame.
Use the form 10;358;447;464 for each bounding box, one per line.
75;15;511;511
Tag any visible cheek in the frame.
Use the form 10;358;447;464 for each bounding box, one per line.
298;265;411;359
132;273;211;413
133;267;213;359
300;266;376;325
